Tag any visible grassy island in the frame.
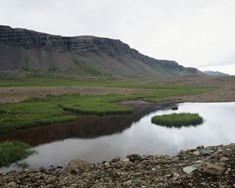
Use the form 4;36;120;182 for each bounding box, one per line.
151;113;203;128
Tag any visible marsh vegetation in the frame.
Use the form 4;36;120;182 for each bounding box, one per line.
0;141;35;167
151;113;203;127
0;76;211;134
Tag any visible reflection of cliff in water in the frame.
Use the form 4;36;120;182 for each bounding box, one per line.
0;104;158;146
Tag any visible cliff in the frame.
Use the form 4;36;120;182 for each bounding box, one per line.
0;25;203;77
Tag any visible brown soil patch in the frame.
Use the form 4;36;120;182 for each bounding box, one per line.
0;76;234;104
0;87;144;104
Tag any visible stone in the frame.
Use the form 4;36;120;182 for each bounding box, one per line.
172;157;179;161
217;147;223;153
64;159;92;174
201;182;207;186
156;165;161;169
157;183;164;187
0;143;234;188
104;162;110;167
5;182;16;188
123;158;130;162
182;161;203;174
165;174;172;178
225;168;231;175
171;106;178;110
39;167;47;173
91;183;107;188
123;180;132;187
110;156;120;163
219;157;229;163
126;154;142;162
173;172;180;177
200;162;226;176
187;183;193;187
192;151;200;156
183;166;197;174
197;145;204;149
200;150;212;156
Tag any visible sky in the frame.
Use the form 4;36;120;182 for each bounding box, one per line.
0;0;235;75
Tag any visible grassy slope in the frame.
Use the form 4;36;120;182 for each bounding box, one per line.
0;75;139;87
0;75;212;134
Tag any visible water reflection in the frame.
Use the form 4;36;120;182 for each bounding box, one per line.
154;123;201;129
1;102;235;171
0;104;159;146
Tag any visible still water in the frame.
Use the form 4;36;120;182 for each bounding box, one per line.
1;102;235;171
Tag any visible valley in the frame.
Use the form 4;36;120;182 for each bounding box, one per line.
0;25;235;188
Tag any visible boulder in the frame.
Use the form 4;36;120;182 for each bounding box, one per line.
200;162;226;176
183;166;197;174
219;157;229;163
110;156;121;163
126;154;142;162
123;158;130;162
64;159;92;174
171;106;178;110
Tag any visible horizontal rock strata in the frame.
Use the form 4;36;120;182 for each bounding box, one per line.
0;25;202;76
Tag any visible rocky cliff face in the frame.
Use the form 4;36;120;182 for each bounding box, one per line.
0;25;133;56
0;25;203;77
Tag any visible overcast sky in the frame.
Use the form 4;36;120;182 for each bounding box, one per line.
0;0;235;75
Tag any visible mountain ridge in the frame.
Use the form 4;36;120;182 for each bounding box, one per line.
0;25;203;77
204;70;230;76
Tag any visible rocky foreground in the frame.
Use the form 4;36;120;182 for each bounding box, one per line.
0;144;235;188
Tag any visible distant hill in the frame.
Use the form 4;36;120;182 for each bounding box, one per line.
0;25;204;78
204;71;230;76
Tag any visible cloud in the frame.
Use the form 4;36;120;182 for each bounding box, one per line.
0;0;235;74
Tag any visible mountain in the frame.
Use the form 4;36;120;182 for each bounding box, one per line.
0;25;203;77
204;71;230;76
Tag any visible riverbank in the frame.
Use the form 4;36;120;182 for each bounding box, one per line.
0;76;235;187
0;143;234;187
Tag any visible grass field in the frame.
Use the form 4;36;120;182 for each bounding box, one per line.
0;75;141;88
0;75;211;134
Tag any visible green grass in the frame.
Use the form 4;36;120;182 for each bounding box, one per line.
0;97;78;134
0;141;35;167
0;94;136;134
0;90;208;134
59;94;133;115
0;75;140;88
71;59;104;76
0;75;212;134
0;75;214;91
151;113;203;128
